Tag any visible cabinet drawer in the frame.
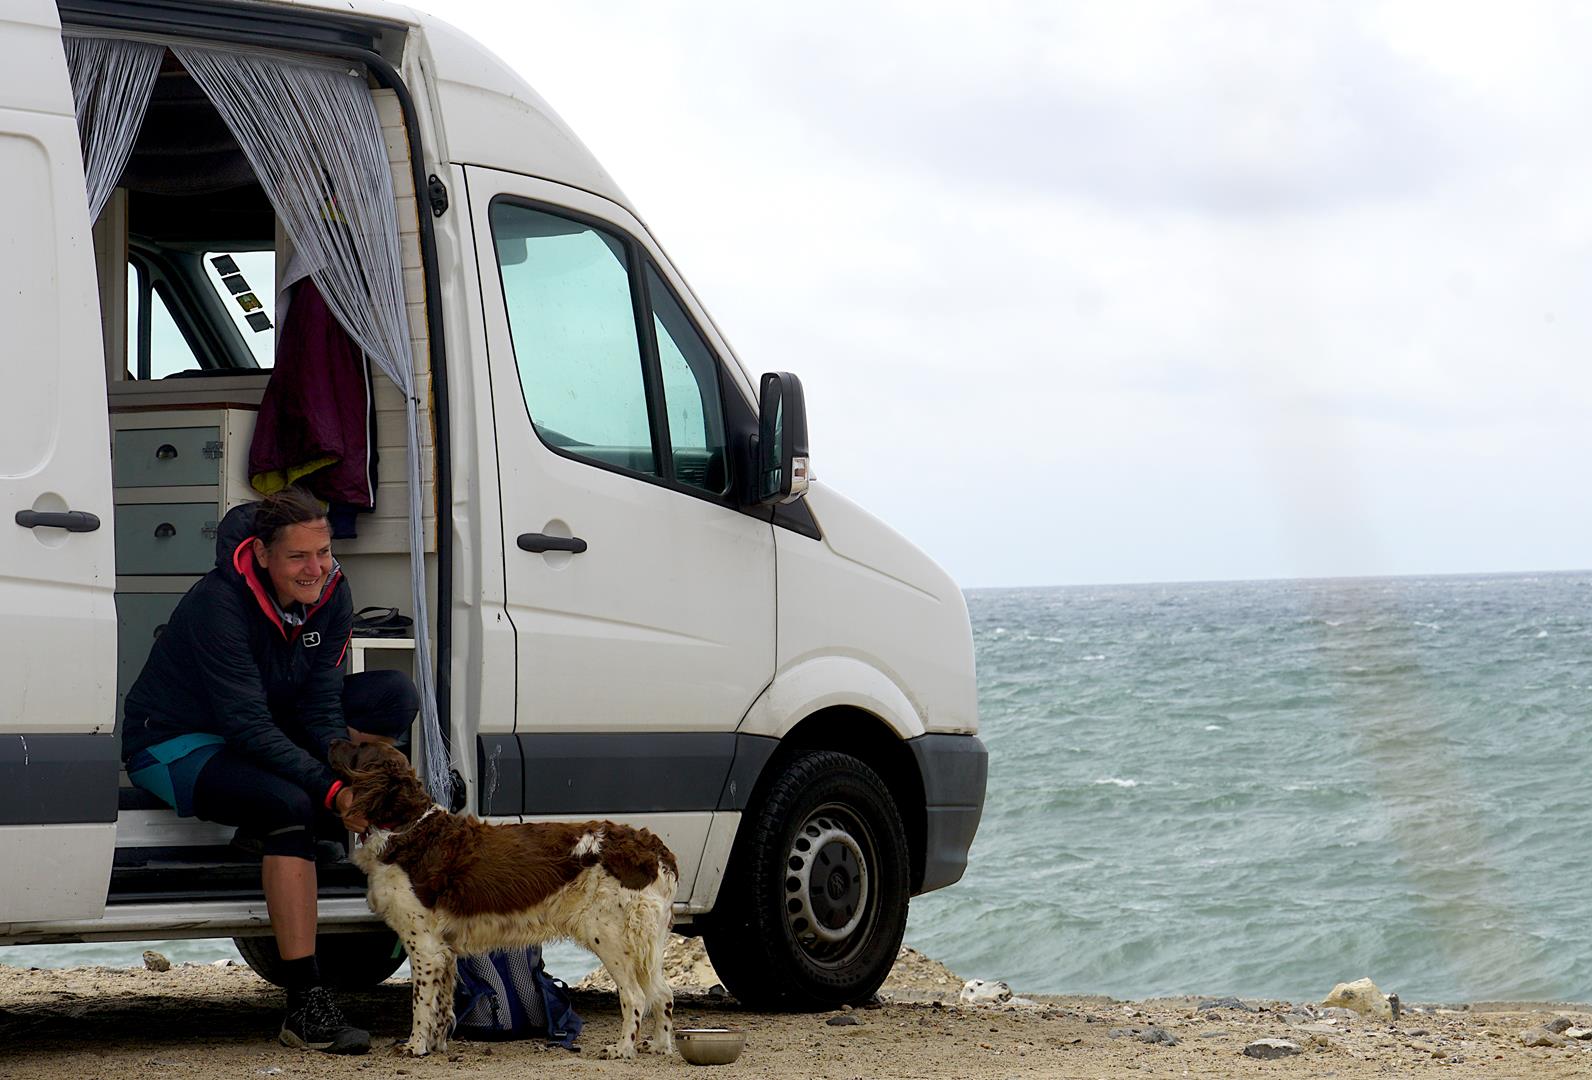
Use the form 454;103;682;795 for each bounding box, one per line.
116;591;187;721
114;426;222;488
115;504;220;575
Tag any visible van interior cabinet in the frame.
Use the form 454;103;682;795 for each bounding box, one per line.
110;408;258;723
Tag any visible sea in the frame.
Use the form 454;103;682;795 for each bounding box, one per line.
10;571;1592;1003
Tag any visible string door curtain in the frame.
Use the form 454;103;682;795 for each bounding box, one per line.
62;36;163;221
166;45;450;802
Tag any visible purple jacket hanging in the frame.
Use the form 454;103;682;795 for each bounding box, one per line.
249;276;378;512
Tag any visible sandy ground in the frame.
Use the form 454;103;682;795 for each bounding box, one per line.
2;942;1591;1079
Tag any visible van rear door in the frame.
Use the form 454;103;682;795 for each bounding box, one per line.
0;2;119;927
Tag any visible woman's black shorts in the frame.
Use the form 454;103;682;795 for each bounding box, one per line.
190;669;419;860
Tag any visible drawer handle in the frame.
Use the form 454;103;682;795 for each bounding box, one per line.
154;522;176;539
155;444;179;460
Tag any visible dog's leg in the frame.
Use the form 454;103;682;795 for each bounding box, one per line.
588;938;644;1060
404;943;450;1056
639;905;675;1055
431;947;456;1055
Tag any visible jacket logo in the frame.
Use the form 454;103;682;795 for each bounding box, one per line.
302;631;322;648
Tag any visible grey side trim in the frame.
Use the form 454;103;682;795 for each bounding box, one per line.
514;733;738;815
715;733;779;811
0;734;120;825
908;734;988;895
476;735;524;817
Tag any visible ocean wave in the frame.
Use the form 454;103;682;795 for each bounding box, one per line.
1093;777;1139;788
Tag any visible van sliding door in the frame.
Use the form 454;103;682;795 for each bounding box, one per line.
0;3;118;927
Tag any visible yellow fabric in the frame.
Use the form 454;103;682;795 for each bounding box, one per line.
250;455;339;496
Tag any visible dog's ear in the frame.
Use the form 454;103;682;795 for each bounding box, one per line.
328;739;358;775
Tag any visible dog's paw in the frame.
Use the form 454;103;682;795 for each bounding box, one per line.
639;1037;673;1055
396;1040;430;1057
597;1042;638;1060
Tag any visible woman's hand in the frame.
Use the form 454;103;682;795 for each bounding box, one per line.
336;786;369;833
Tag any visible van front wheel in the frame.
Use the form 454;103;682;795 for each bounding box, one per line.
703;751;909;1010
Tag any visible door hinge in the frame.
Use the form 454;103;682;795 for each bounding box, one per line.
427;174;449;217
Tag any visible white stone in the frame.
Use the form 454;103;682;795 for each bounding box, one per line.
959;979;1013;1005
1321;977;1393;1020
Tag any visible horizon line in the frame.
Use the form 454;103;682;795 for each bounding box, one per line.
961;565;1592;592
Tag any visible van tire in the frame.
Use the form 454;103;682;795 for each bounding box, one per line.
703;750;909;1010
234;930;405;990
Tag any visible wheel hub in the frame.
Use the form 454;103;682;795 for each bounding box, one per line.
784;815;869;947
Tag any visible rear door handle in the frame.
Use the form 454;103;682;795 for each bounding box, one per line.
517;532;588;554
15;509;102;533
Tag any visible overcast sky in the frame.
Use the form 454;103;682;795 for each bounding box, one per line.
434;1;1592;588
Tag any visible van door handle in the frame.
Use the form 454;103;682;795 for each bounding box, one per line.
15;510;102;533
517;532;588;554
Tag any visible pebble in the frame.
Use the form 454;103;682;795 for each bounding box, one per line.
1544;1017;1574;1035
1519;1028;1568;1048
1135;1026;1178;1046
826;1014;860;1027
1243;1038;1303;1059
1197;996;1253;1012
142;951;171;972
1565;1027;1592;1040
257;1070;283;1077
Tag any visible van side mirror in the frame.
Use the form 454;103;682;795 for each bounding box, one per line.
755;372;810;505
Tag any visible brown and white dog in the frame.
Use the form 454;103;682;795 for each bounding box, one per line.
327;740;679;1059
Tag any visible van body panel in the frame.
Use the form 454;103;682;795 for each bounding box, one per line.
773;487;980;735
737;655;928;742
0;823;117;926
0;0;117;923
413;16;634;215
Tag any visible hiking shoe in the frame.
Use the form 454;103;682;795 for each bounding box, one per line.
279;986;370;1054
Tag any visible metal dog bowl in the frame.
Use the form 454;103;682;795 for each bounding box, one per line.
676;1027;746;1066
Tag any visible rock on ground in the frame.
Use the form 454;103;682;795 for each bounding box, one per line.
1244;1038;1303;1059
1322;977;1393;1020
958;979;1012;1005
1520;1028;1569;1047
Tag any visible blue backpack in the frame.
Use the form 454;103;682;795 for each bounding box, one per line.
453;946;583;1047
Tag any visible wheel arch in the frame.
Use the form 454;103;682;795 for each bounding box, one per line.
735;705;930;895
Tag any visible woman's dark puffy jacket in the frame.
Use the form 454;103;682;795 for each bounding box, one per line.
121;502;352;800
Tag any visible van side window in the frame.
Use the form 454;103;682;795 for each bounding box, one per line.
648;266;729;496
490;201;654;474
124;249;274;380
126;262;202;380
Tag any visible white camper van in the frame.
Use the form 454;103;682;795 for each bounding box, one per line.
0;0;985;1008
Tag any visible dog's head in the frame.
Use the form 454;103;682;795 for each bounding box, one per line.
328;739;434;831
